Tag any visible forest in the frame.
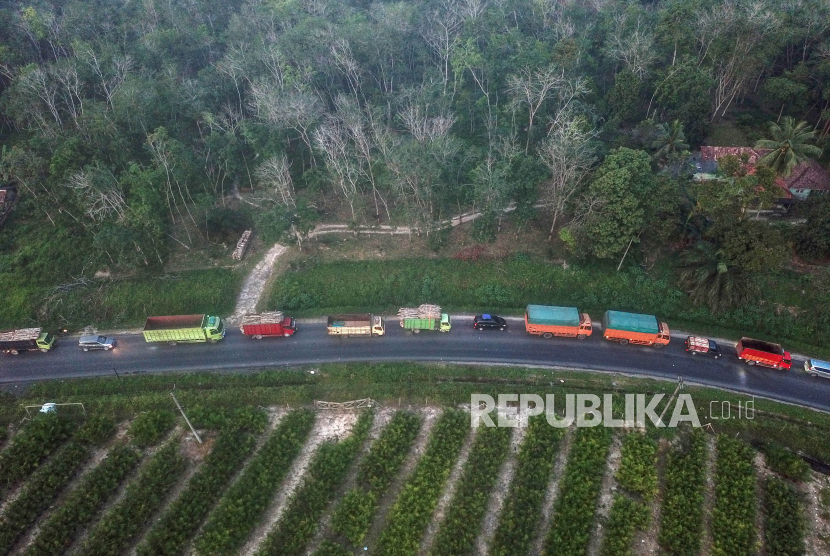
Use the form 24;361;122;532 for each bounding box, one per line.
1;0;829;331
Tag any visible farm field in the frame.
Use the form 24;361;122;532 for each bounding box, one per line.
0;364;828;556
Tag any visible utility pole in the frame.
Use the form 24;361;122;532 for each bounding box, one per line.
171;392;202;444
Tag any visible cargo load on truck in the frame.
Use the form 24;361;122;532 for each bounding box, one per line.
602;311;670;347
736;337;791;369
326;314;385;337
142;314;225;345
240;311;296;339
398;305;451;333
525;305;592;339
0;328;55;354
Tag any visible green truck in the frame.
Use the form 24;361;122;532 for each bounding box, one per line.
398;305;451;333
142;314;225;345
0;328;56;354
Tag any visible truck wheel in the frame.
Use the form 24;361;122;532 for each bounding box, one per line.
284;333;291;337
690;350;698;355
810;372;818;377
413;329;420;334
577;334;587;340
10;350;18;355
542;332;553;339
41;348;49;353
168;341;177;346
619;339;629;345
746;360;756;366
210;339;217;343
255;335;263;340
653;343;665;349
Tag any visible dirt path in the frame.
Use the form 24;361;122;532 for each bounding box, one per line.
804;471;830;556
240;411;360;556
587;433;622;556
529;427;574;556
700;436;717;556
418;423;478;556
475;424;528;556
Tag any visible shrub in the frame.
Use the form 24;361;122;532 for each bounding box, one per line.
82;441;187;556
599;495;650;556
188;404;269;432
763;477;806;556
330;489;377;547
0;413;75;490
711;436;756;556
658;431;707;556
759;442;811;482
76;414;116;445
616;433;658;500
129;410;176;447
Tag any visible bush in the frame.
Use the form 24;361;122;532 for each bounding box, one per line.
616;433;658;500
599;495;650;556
330;489;377;547
759;442;811;482
76;414;116;445
130;410;176;447
763;477;806;556
0;413;75;490
188;405;269;432
658;431;707;556
711;436;757;556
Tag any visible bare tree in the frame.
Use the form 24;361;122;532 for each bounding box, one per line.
604;13;657;79
419;0;463;95
66;169;127;222
507;67;588;153
313;118;362;220
399;102;457;143
330;38;363;101
17;66;62;129
537;115;596;239
53;62;84;128
146;128;198;243
249;80;323;157
255;154;295;208
76;43;133;110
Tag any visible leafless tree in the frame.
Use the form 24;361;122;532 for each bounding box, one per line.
250;80;324;157
17;67;62;128
217;43;251;113
76;44;133;110
419;0;463;94
604;13;656;79
146;129;198;243
330;38;363;101
313;117;362;220
399;103;457;143
255;154;295;208
537;115;596;239
507;66;588;153
53;62;84;128
66;169;127;222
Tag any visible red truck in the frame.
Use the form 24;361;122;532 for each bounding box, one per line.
736;337;792;370
239;312;297;339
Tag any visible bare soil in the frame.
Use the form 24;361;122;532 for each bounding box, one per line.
804;472;830;556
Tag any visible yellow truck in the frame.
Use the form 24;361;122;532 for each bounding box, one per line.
326;314;385;337
142;315;225;345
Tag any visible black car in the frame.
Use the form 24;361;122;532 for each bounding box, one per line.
474;314;507;330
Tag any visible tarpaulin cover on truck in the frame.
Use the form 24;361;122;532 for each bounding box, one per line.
603;311;659;334
526;305;580;327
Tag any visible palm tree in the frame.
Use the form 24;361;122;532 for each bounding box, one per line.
678;241;759;314
755;116;822;177
651;120;689;164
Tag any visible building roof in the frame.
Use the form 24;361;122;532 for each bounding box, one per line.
778;159;830;192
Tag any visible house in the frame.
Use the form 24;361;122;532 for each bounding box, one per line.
695;146;830;200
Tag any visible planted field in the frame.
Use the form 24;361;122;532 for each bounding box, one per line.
431;423;511;556
764;477;806;556
0;414;74;492
256;410;374;556
490;416;564;556
711;436;757;556
659;431;708;556
376;410;470;556
542;426;613;556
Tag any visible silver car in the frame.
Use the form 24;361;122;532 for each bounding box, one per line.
78;335;116;351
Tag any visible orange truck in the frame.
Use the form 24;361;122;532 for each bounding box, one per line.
524;305;592;339
736;338;792;370
602;311;670;347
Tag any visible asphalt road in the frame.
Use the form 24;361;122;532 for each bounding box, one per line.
2;317;829;413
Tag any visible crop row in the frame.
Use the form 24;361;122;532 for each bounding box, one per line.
431;422;511;556
658;431;708;556
0;414;74;490
542;426;612;556
615;433;658;500
376;410;470;556
136;430;257;556
490;416;563;556
195;409;317;556
329;410;422;547
129;410;176;447
599;495;650;556
80;440;188;556
0;440;90;554
256;410;374;556
23;443;141;556
763;477;806;556
711;436;757;556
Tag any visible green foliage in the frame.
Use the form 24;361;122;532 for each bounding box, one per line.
202;206;253;243
763;477;806;556
188;405;269;432
658;431;707;556
0;441;90;555
195;410;316;555
755;117;822;177
599;495;650;556
330;411;421;546
427;226;453;252
0;413;75;490
76;414;116;445
758;442;811;482
711;436;757;556
376;411;470;556
23;444;141;556
129;410;176;447
794;196;830;262
256;410;374;556
81;441;188;556
616;433;658;500
543;427;613;556
137;431;258;556
314;541;352;556
431;423;511;556
491;416;563;556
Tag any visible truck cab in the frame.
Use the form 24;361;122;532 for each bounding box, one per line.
440;313;451;332
656;322;671;346
206;316;225;341
579;314;593;334
36;332;55;351
372;315;385;336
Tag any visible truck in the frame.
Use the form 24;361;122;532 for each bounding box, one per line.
326;314;385;337
398;305;451;333
736;338;792;369
239;311;297;339
602;311;670;347
142;314;225;345
525;305;592;339
0;328;56;354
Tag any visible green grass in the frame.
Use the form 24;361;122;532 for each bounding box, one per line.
268;256;830;358
704;121;749;147
0;268;242;331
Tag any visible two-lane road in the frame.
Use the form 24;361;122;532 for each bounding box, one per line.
2;318;829;412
